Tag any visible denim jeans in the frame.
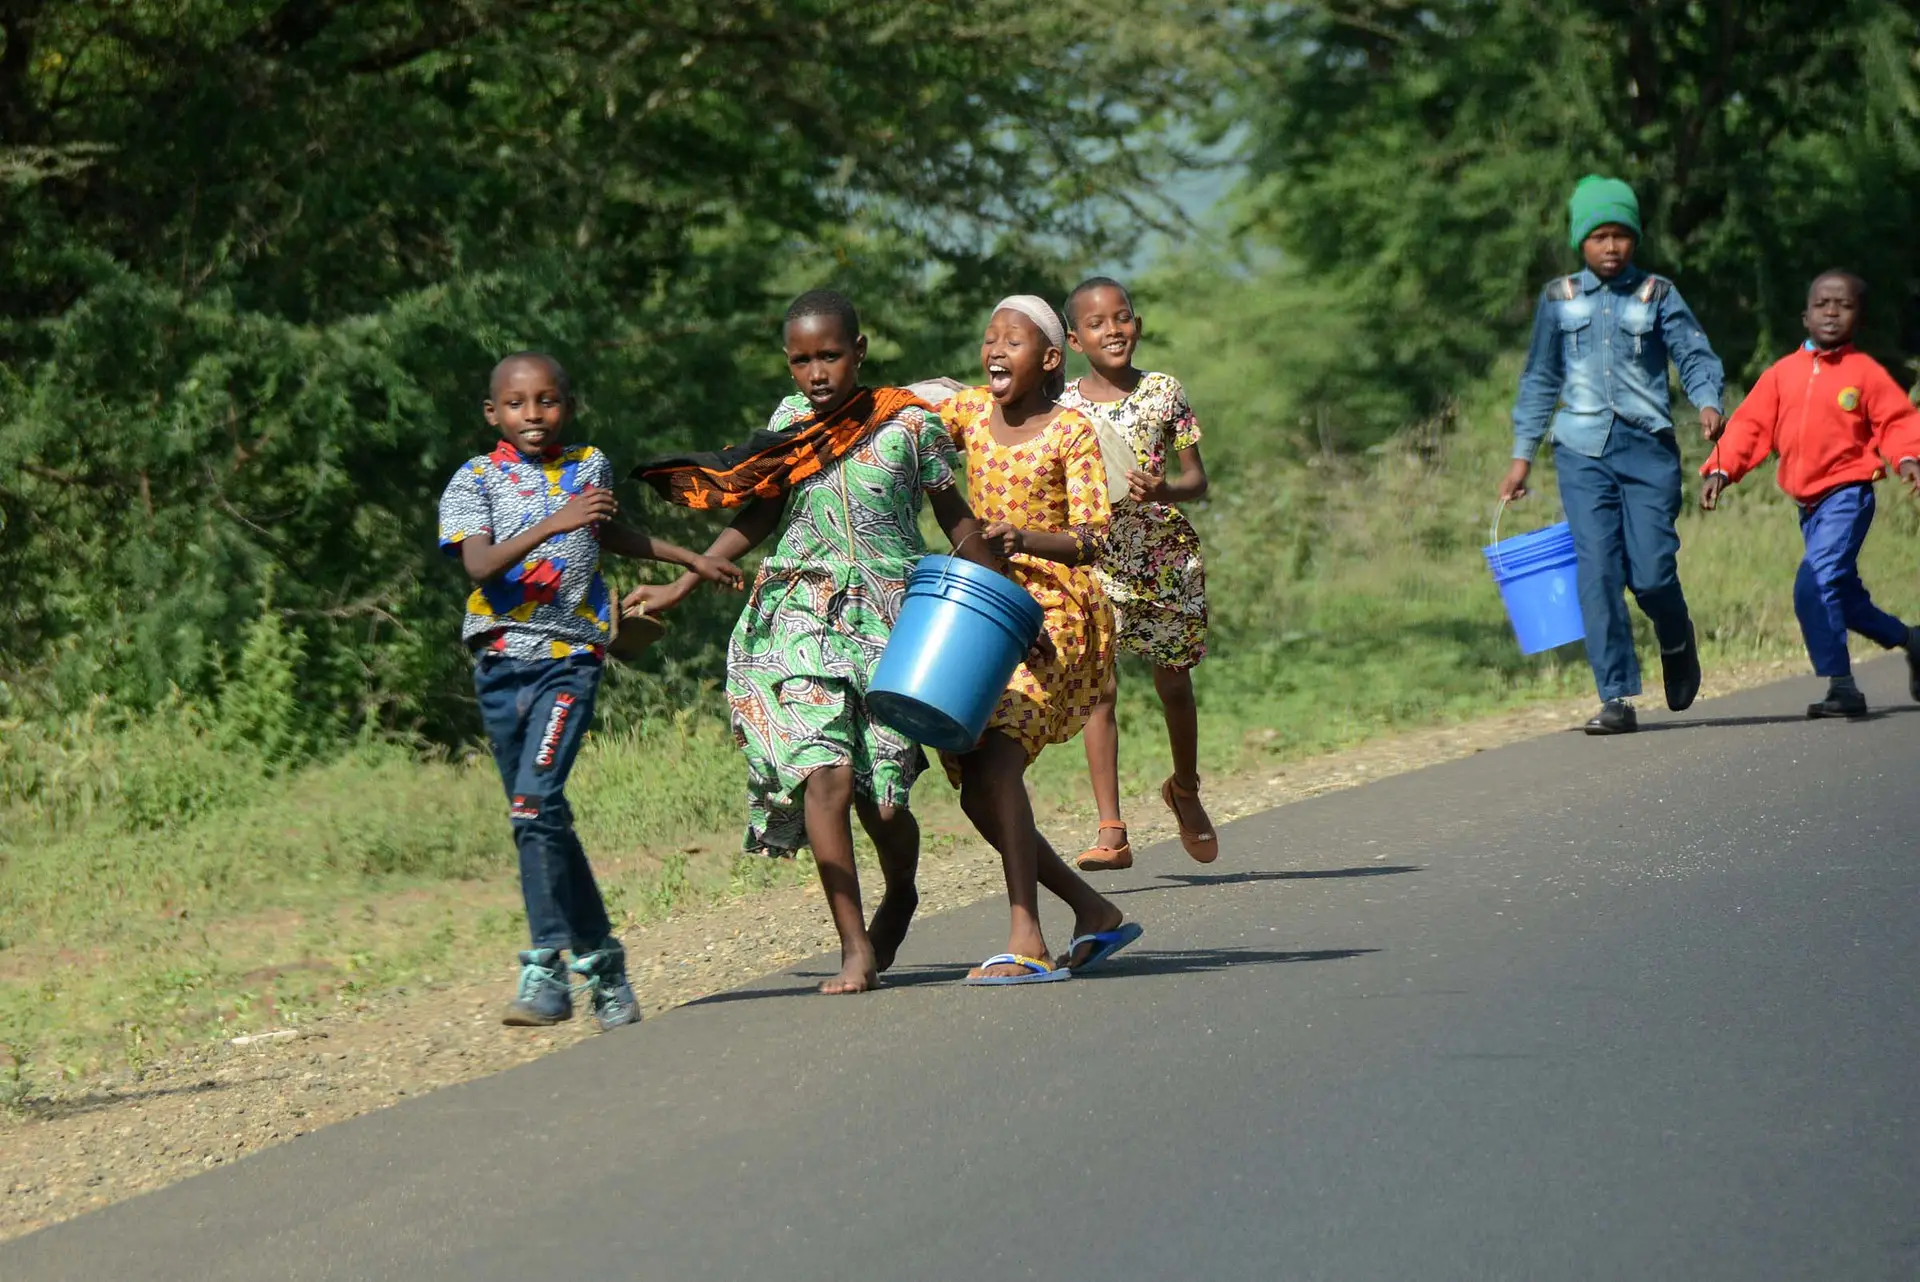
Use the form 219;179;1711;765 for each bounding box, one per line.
473;654;611;953
1795;483;1909;677
1554;424;1693;701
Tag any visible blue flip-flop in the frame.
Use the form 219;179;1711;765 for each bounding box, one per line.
1064;922;1144;973
963;953;1072;986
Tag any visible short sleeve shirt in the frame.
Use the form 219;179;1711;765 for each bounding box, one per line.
1057;371;1201;474
437;442;614;660
759;392;959;572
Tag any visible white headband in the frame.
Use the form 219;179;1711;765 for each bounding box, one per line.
992;294;1066;351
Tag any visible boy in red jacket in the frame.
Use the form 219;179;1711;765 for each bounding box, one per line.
1702;271;1920;718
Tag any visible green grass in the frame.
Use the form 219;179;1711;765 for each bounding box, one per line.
6;357;1920;1089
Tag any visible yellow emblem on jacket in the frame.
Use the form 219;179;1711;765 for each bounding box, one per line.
1838;386;1861;412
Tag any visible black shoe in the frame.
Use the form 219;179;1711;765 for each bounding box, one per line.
1661;624;1702;712
1906;628;1919;703
1584;700;1638;735
1807;687;1869;720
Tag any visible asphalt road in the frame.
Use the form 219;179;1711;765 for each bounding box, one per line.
8;661;1918;1281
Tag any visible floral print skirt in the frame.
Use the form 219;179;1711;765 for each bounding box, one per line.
1095;500;1208;669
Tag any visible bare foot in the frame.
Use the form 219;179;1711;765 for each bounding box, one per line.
820;948;879;994
868;890;919;973
1059;902;1126;969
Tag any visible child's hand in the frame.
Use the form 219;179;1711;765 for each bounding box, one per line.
1699;407;1727;442
689;554;745;590
981;521;1025;558
1700;473;1729;511
624;579;694;614
1126;469;1167;503
1026;628;1057;667
548;487;618;533
1898;460;1920;497
1497;460;1531;502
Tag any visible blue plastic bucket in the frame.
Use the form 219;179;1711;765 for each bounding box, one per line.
868;555;1044;753
1483;521;1585;655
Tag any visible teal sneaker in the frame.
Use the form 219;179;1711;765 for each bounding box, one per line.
570;943;641;1031
502;948;573;1026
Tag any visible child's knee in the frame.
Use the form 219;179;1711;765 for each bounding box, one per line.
803;764;855;807
509;792;574;834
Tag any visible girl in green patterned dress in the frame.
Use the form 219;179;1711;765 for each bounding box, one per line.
635;290;1002;994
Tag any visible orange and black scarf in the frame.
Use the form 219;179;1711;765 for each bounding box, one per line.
633;386;928;511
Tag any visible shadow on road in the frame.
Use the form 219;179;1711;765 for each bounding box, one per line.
692;946;1377;1003
1632;705;1920;733
1107;866;1421;897
1071;945;1379;978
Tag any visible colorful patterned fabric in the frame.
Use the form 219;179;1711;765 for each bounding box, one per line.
437;442;613;660
939;388;1114;772
634;387;932;512
727;393;960;854
1058;372;1209;669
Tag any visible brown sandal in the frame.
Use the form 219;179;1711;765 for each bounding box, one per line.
1074;822;1133;871
1162;775;1218;864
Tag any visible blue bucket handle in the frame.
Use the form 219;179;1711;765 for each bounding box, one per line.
1486;496;1567;577
1488;497;1514;577
936;530;987;592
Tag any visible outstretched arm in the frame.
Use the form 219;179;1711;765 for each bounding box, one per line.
625;496;783;612
1699;365;1781;512
600;523;743;587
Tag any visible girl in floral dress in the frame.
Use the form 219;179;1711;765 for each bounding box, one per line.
634;290;1002;995
939;296;1139;985
1057;276;1218;871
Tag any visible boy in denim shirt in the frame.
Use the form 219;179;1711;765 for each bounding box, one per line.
438;352;740;1028
1500;176;1726;734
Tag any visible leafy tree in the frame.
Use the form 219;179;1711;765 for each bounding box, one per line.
0;0;1232;739
1233;0;1920;428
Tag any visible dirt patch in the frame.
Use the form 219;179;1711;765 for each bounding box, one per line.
0;658;1806;1242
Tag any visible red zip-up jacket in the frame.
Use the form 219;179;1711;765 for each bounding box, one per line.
1704;343;1920;505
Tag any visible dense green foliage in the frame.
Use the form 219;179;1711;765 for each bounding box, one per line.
0;0;1227;738
7;2;1920;1079
1230;0;1920;446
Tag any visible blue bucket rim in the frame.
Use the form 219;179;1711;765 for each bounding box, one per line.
1482;520;1572;557
908;555;1044;632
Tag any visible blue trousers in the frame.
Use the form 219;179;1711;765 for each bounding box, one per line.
1554;427;1693;701
473;654;611;953
1795;483;1908;677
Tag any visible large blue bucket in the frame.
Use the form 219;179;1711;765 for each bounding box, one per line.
1483;520;1585;655
868;555;1044;753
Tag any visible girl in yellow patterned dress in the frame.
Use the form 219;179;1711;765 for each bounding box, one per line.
939;296;1139;985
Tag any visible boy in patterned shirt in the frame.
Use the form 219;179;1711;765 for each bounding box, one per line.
438;352;740;1029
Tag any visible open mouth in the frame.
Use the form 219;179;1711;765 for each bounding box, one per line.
987;363;1013;396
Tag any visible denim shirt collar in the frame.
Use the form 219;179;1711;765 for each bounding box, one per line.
1577;264;1647;294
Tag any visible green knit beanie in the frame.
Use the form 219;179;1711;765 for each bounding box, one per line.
1568;175;1641;249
